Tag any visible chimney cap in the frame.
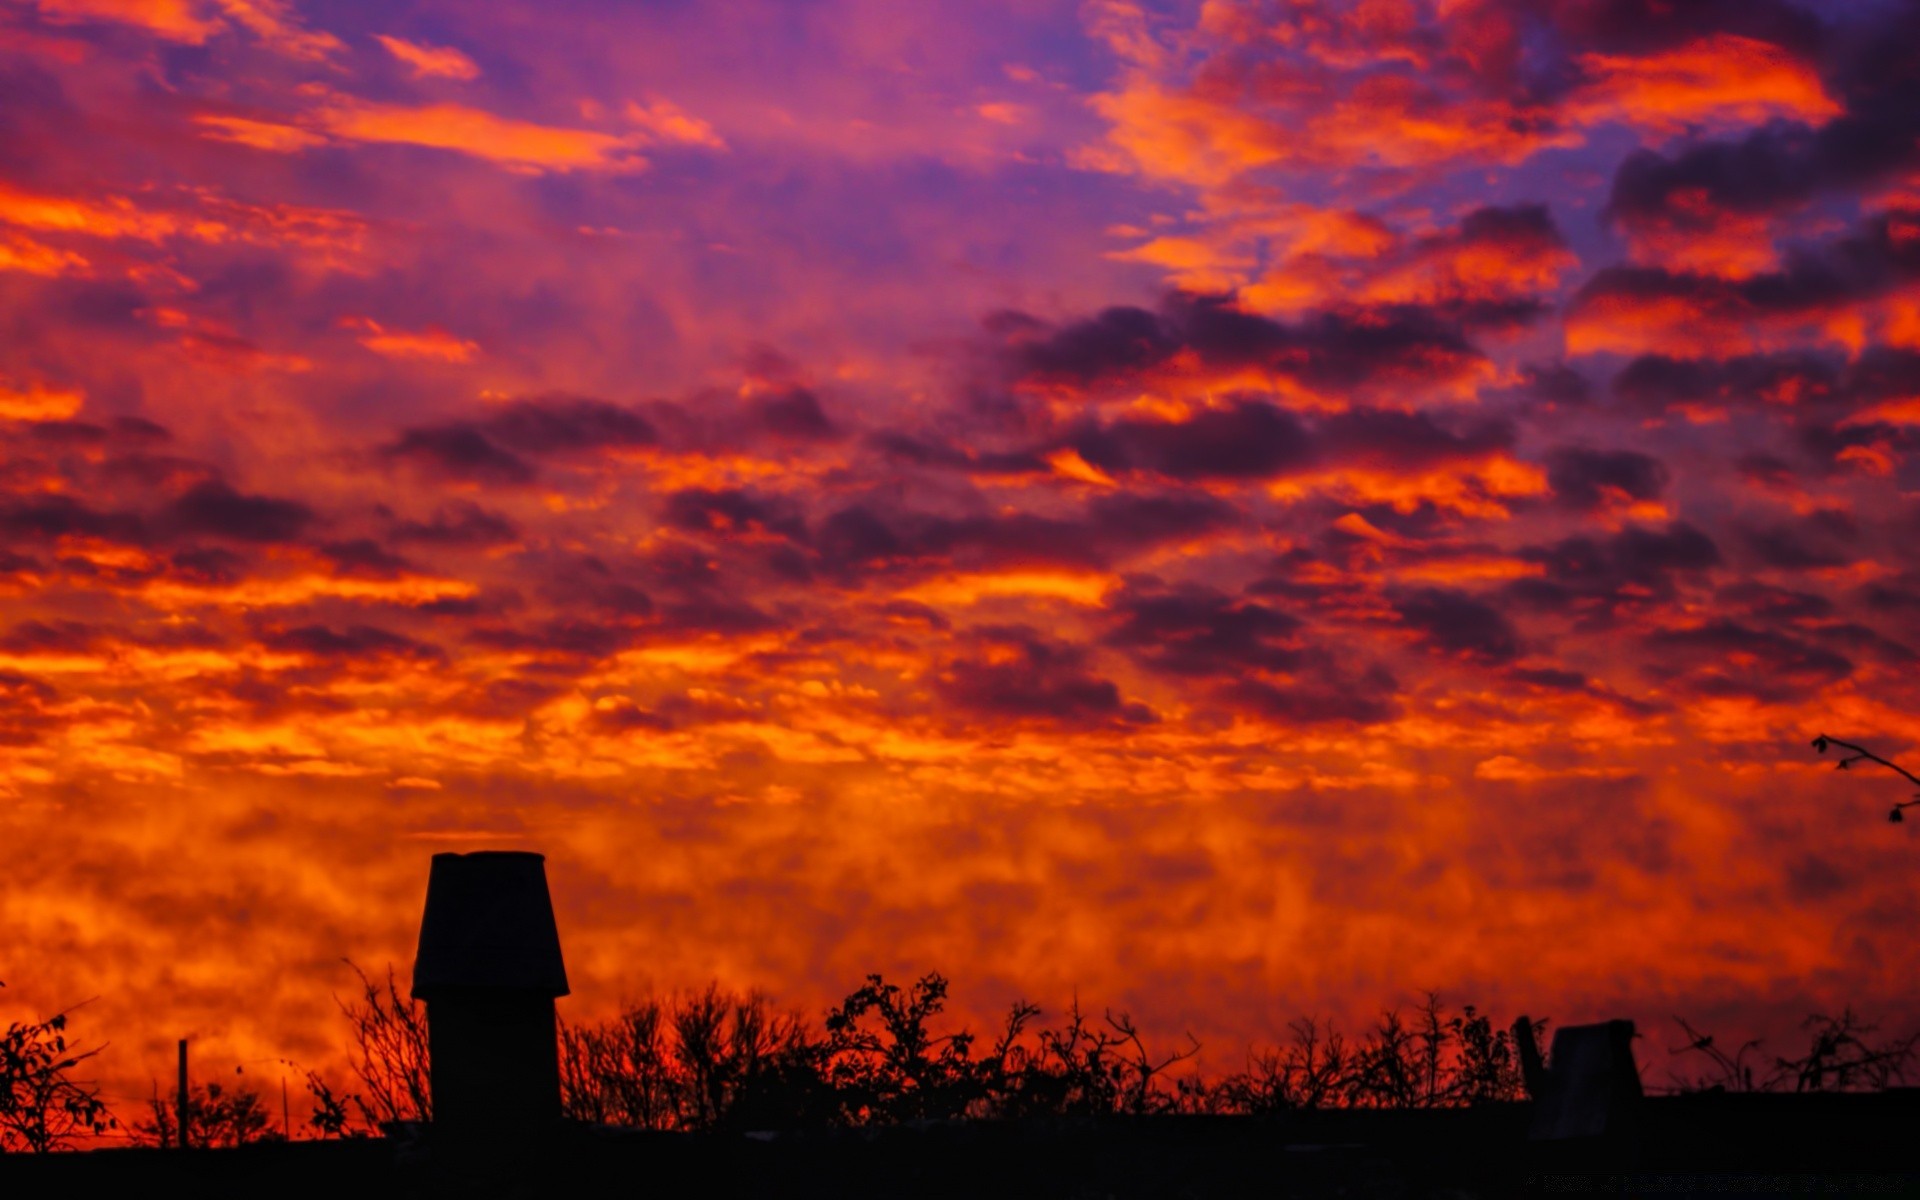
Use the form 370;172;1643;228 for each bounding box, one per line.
412;851;569;999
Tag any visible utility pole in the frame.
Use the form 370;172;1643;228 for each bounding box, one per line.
176;1038;189;1150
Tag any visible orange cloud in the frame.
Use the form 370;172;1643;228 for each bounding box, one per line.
315;100;647;173
148;306;315;371
341;315;481;361
31;0;221;42
0;231;89;276
1610;187;1787;277
0;181;180;240
1571;34;1841;137
0;378;85;420
211;0;340;60
374;34;481;81
623;98;726;150
193;113;330;153
32;0;338;58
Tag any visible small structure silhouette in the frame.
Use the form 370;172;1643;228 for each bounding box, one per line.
1517;1016;1641;1142
410;851;568;1146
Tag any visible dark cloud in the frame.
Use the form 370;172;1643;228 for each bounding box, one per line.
389;501;520;547
1602;3;1920;235
753;387;838;440
168;546;248;586
111;416;171;443
1796;415;1916;477
586;698;675;734
1064;401;1505;485
999;292;1484;396
1544;446;1669;511
1541;0;1826;55
937;628;1154;728
1315;407;1512;471
1501;361;1592;408
0;670;63;747
320;539;414;578
1508;666;1591;692
1508;522;1721;624
466;618;641;661
1105;585;1303;676
165;480;313;544
1740;509;1857;570
1391;587;1522;665
384;396;657;485
1612;348;1920;420
1715;582;1834;622
663;488;808;541
657;597;781;636
1642;619;1853;701
483;395;657;455
866;430;1048;476
260;624;447;665
810;492;1236;579
24;419;108;447
1574;210;1920;335
1084;492;1239;549
1736;452;1800;492
0;619;105;654
442;675;572;720
1228;668;1398;726
386;425;537;485
0;494;144;543
533;553;655;618
1072;399;1314;481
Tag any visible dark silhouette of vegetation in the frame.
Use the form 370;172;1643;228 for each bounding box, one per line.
1812;734;1920;822
133;1078;277;1148
1667;1010;1919;1094
541;973;1555;1131
0;986;115;1153
14;963;1920;1150
287;961;433;1139
335;961;430;1129
303;1069;358;1139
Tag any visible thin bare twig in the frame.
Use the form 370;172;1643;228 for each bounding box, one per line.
1811;734;1920;822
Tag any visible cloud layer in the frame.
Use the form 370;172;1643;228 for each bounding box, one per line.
2;0;1917;1108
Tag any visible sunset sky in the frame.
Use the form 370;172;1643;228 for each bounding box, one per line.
3;0;1919;1111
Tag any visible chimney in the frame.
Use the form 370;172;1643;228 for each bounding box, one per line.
411;851;569;1142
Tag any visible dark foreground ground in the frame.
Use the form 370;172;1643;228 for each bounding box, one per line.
4;1092;1917;1198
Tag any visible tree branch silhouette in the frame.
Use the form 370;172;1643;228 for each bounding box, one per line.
1811;734;1920;823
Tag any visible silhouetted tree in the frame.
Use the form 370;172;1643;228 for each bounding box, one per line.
559;987;828;1132
823;973;984;1123
0;988;115;1153
302;1069;361;1139
1811;734;1920;822
336;961;429;1128
1449;1004;1536;1104
1667;1011;1917;1093
134;1078;276;1148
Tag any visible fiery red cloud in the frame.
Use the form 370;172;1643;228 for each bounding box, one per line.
2;0;1918;1120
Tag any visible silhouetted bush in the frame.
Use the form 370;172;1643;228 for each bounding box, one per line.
0;992;114;1153
1667;1010;1918;1093
337;961;430;1129
553;975;1547;1130
133;1079;276;1148
325;962;1917;1135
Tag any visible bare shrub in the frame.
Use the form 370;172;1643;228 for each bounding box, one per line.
133;1079;276;1148
0;994;115;1152
336;961;430;1128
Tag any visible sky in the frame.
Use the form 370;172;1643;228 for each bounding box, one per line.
2;0;1919;1110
